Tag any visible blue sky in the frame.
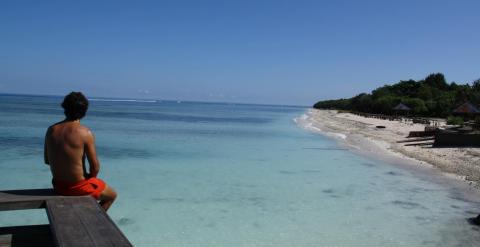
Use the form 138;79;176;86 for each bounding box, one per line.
0;0;479;105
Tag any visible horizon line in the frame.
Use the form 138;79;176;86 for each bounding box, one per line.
0;92;309;108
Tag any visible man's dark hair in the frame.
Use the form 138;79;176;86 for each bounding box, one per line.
61;92;89;120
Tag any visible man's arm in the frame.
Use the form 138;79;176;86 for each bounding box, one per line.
84;129;100;178
44;127;50;165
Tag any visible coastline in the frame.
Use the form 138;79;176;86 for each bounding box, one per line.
296;109;480;188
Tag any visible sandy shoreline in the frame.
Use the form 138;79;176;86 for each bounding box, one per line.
297;109;480;188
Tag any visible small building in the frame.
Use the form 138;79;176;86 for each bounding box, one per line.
453;102;480;120
393;103;411;111
393;103;411;116
453;102;480;114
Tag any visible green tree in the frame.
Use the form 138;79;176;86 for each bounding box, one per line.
351;93;373;112
417;84;433;100
371;85;391;100
373;96;398;114
390;80;420;97
404;98;427;115
424;73;448;90
312;73;479;118
453;84;471;105
472;79;480;91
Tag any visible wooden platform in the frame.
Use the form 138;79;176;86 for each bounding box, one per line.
433;131;480;147
0;225;53;247
0;189;133;247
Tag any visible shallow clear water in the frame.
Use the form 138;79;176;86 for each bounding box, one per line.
1;94;480;246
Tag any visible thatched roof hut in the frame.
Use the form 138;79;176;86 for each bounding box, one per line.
393;103;411;111
453;102;480;114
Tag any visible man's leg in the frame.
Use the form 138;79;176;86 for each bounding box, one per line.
99;184;117;211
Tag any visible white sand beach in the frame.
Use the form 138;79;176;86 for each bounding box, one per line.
300;109;480;186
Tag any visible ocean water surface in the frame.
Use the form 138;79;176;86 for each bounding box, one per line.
1;94;480;246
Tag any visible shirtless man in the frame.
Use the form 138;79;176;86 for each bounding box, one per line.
44;92;117;211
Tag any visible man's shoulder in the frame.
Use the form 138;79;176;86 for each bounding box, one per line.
47;122;92;135
46;123;59;135
78;124;94;137
47;121;65;132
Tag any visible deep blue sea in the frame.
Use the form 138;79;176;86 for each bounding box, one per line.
1;94;480;246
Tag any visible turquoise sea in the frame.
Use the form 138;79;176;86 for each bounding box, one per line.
1;94;480;246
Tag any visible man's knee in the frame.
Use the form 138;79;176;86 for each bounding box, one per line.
111;189;118;200
101;185;117;201
107;187;117;200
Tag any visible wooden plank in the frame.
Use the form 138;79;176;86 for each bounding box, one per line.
1;189;133;246
0;225;53;247
0;189;59;211
46;197;133;247
0;200;47;211
0;234;11;247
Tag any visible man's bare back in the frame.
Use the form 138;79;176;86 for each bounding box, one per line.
45;120;98;183
45;92;117;211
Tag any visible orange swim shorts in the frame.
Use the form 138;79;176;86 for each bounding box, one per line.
53;177;106;200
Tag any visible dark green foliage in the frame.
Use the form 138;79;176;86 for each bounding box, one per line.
351;93;373;112
313;98;351;110
424;73;448;90
472;79;480;90
446;116;464;126
313;73;480;118
372;96;399;114
475;116;480;125
403;98;427;114
417;84;433;100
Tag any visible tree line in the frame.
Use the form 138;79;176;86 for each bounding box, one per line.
313;73;480;117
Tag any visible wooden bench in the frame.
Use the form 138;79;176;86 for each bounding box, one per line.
0;189;133;247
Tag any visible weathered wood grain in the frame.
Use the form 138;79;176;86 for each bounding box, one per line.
0;189;58;211
0;234;11;247
46;197;133;247
0;189;133;247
